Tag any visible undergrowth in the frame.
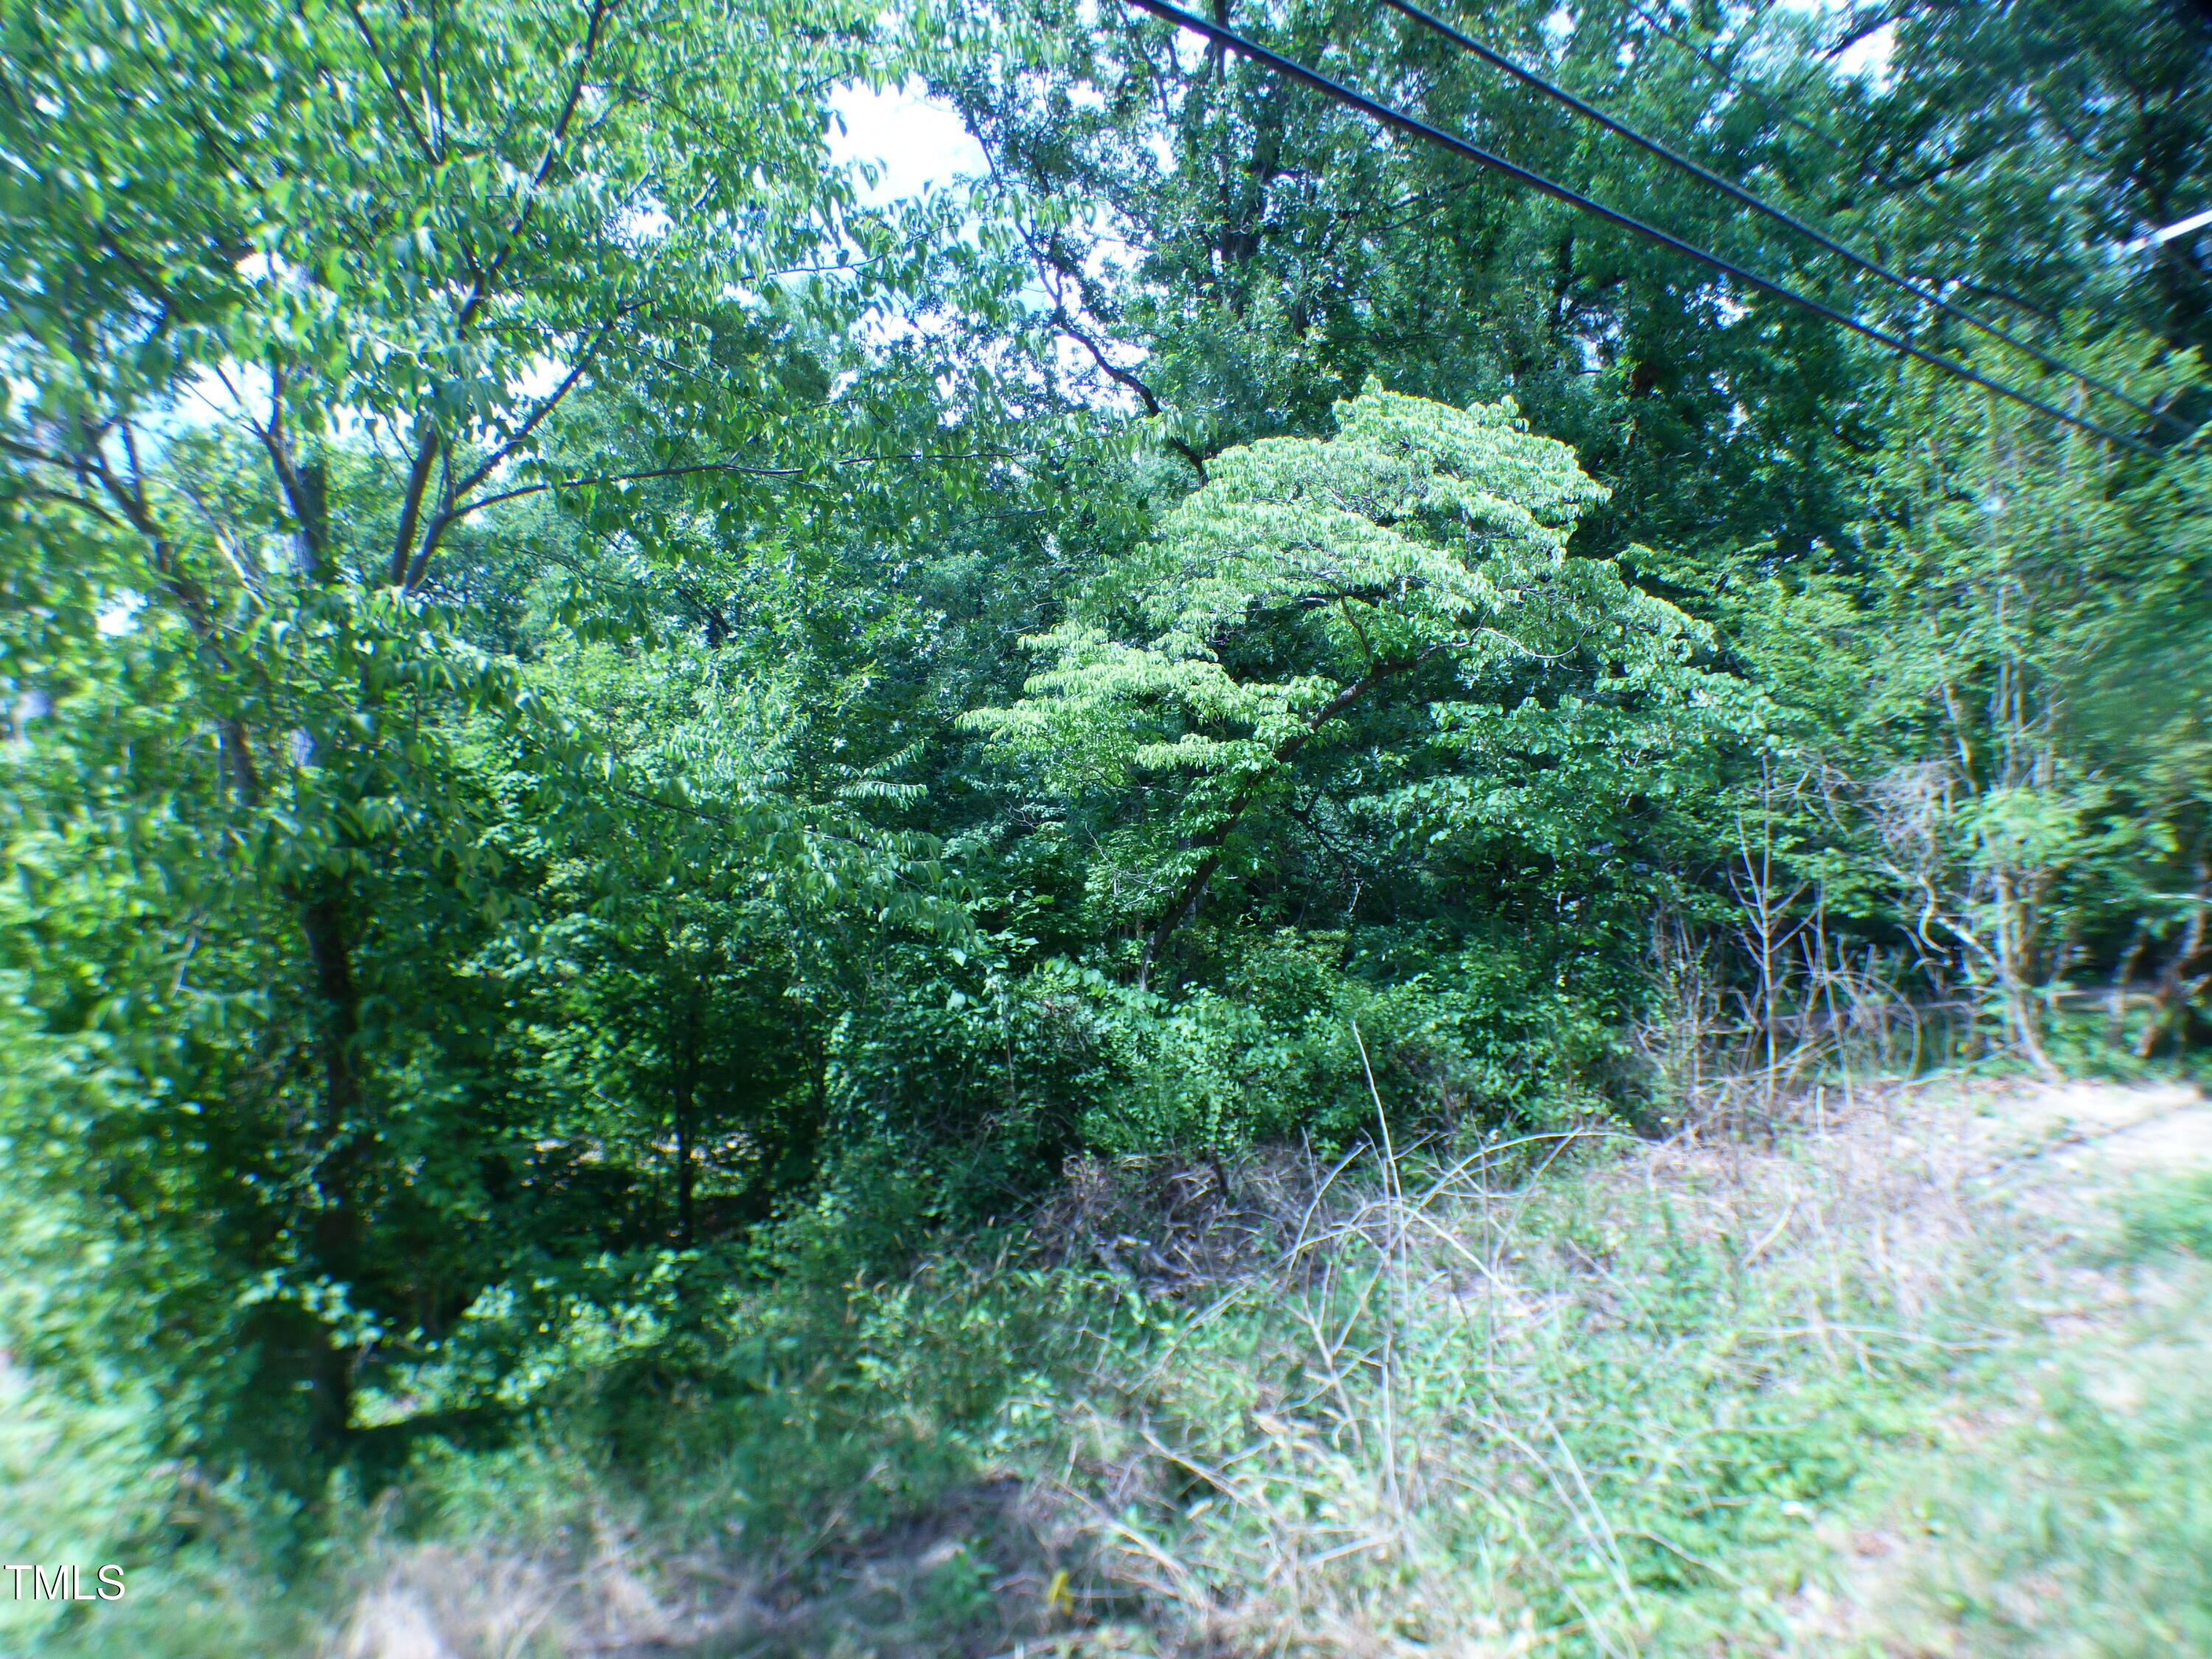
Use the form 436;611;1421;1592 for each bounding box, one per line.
4;1087;2208;1658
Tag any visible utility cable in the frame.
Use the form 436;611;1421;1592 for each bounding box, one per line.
1384;0;2191;438
1119;0;2157;456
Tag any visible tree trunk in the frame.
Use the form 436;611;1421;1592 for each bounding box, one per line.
673;1066;696;1250
299;884;366;1451
672;994;699;1249
2137;855;2210;1060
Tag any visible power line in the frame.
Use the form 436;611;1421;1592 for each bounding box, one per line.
1385;0;2193;437
1117;0;2157;456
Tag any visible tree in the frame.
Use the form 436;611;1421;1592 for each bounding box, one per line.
1868;0;2212;375
969;385;1713;987
1843;345;2212;1067
0;0;924;1454
935;0;1901;571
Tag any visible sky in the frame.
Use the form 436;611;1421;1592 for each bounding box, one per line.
825;80;990;206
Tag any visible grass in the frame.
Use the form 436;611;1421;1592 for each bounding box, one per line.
1907;1301;2212;1656
1883;1167;2212;1658
2115;1166;2212;1261
1030;1099;2017;1657
4;1083;2209;1657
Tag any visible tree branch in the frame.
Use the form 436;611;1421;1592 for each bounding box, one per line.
1054;308;1208;480
1138;650;1441;989
389;0;622;587
459;0;622;327
448;302;643;501
386;423;442;587
440;449;1003;532
346;0;442;163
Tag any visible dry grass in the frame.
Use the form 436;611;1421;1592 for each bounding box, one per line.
1024;1079;2111;1658
327;1533;715;1659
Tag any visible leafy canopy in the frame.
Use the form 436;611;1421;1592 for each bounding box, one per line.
979;387;1698;777
970;386;1714;976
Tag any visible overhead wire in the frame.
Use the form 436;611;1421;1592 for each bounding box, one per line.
1117;0;2158;456
1383;0;2193;437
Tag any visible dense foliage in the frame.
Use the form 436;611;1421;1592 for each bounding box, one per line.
2;0;2207;1503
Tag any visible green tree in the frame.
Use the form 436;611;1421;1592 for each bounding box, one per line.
0;0;947;1457
970;386;1715;987
1867;0;2212;372
1845;347;2212;1066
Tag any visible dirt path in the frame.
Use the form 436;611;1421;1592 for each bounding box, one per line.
1983;1077;2212;1172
